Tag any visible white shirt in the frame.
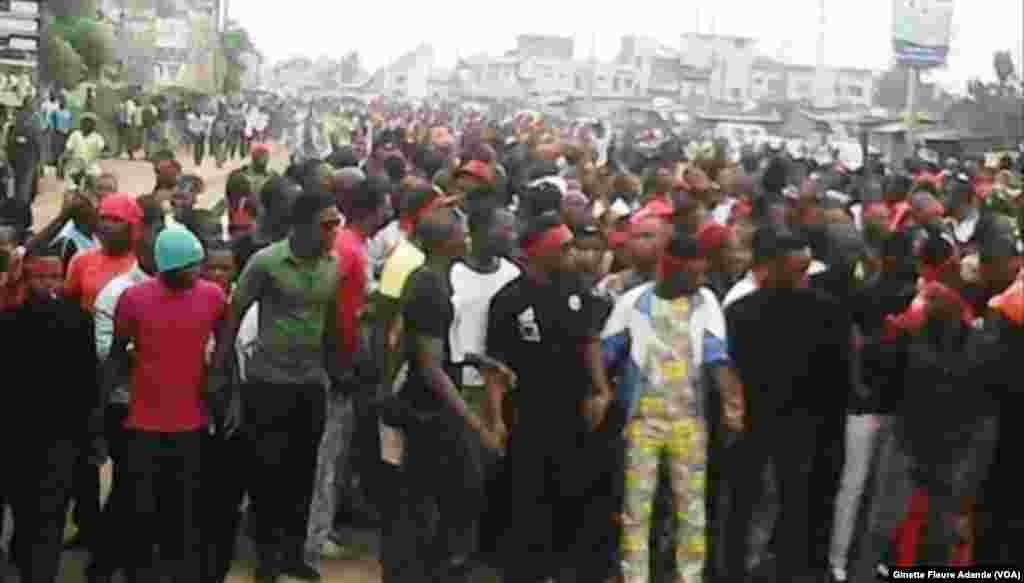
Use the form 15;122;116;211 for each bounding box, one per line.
366;221;403;288
449;258;521;387
94;264;147;405
723;272;758;309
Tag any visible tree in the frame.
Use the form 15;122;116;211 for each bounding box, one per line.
49;0;97;20
69;19;114;77
220;21;261;92
44;33;85;89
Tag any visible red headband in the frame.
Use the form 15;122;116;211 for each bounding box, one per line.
523;224;573;258
656;253;699;280
24;257;62;277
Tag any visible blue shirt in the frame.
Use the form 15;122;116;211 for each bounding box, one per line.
50;109;72;133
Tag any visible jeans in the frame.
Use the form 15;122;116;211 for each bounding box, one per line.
120;430;203;582
306;390;353;559
829;414;888;576
241;382;326;563
857;419;914;574
7;438;75;583
726;414;832;580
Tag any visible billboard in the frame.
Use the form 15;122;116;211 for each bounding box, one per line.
892;0;954;67
100;0;220;92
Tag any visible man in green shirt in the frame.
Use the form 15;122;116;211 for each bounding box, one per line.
211;190;342;583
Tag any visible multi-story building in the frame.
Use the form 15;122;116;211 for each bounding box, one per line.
784;65;875;108
515;34;574;61
617;35;683;99
366;43;435;99
680;32;757;103
751;56;788;103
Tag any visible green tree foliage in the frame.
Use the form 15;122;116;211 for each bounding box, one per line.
994;51;1017;89
220;21;261;92
47;13;114;81
70;19;115;77
44;33;85;89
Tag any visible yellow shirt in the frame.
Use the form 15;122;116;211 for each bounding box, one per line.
65;130;106;169
379;238;425;300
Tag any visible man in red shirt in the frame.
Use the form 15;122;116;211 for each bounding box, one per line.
104;227;226;583
63;192;141;552
65;193;141;313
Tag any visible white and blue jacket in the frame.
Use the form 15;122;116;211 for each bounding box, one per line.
600;283;731;420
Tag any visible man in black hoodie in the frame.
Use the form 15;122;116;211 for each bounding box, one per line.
0;247;98;583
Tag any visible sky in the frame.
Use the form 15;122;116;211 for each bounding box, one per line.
231;0;1024;93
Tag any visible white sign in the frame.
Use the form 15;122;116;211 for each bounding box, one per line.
0;17;36;34
892;0;954;67
8;37;35;51
9;1;37;15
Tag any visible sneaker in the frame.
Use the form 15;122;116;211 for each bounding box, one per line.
876;564;890;579
279;561;322;582
830;567;848;582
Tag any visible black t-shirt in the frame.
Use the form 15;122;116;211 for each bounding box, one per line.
486;273;609;421
399;265;458;412
232;232;272;275
726;287;852;429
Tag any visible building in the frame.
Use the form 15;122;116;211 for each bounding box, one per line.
100;0;221;91
454;55;527;99
518;57;576;97
515;34;574;61
617;35;684;99
784;65;875;108
680;33;757;104
751;57;788;103
426;68;453;100
366;43;435;99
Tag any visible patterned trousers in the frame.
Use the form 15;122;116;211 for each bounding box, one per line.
621;399;707;583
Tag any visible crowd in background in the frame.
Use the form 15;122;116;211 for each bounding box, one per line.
0;97;1023;583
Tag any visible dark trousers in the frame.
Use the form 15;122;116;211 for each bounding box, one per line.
383;411;486;582
7;438;76;583
70;439;102;544
192;136;206;167
241;382;326;562
87;404;130;575
724;415;834;580
344;390;384;518
120;429;203;582
203;431;246;583
497;411;589;583
11;158;35;203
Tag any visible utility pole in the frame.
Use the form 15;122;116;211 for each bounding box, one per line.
815;0;827;108
588;32;596;114
905;65;918;161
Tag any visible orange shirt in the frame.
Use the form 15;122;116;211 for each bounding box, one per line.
65;248;137;313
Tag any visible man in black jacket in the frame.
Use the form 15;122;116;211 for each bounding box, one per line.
724;228;853;583
0;247;99;583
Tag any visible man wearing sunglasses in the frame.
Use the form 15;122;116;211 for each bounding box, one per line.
210;191;343;582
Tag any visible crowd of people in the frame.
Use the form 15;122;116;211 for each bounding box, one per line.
0;99;1023;583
